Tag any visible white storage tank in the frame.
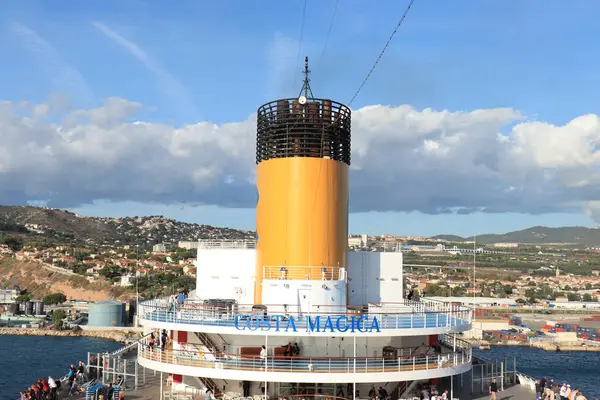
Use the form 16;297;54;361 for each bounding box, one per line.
87;300;126;327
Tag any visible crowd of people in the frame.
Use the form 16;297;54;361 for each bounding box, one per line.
147;329;170;351
19;360;124;400
281;342;301;357
19;362;85;399
534;377;595;400
417;386;450;400
167;292;186;312
19;377;60;400
367;385;391;400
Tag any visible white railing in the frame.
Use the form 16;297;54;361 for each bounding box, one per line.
138;299;472;331
139;342;471;374
263;265;344;281
197;240;256;249
439;334;471;352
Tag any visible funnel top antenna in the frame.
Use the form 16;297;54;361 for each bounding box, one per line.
300;56;314;99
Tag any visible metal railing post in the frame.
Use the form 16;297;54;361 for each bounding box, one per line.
501;361;504;391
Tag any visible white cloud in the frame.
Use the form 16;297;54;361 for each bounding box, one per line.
2;97;600;220
92;21;197;120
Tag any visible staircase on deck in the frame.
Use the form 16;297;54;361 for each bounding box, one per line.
193;332;230;397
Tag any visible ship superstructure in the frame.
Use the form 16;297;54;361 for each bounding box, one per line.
137;58;473;400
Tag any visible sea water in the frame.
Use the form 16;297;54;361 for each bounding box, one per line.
474;346;600;398
0;335;122;400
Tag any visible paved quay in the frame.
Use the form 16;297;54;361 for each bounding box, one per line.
470;384;535;400
62;368;167;399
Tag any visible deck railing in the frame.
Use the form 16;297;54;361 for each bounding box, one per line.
137;300;472;331
138;343;471;374
197;240;257;249
263;265;344;281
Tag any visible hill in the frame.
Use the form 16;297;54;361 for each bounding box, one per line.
0;257;129;301
0;205;254;248
431;225;600;245
429;234;465;242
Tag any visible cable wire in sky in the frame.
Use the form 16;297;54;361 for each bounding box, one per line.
316;0;339;73
293;0;308;90
347;0;417;106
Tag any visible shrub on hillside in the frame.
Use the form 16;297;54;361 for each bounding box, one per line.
52;309;66;330
43;292;67;305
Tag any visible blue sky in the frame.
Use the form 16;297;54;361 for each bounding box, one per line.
2;0;600;237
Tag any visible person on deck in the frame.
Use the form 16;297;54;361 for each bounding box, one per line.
283;342;292;357
161;330;168;350
77;361;86;383
242;380;251;397
47;376;57;400
369;386;376;399
260;345;267;360
489;378;498;400
292;343;300;356
66;364;76;390
378;386;389;400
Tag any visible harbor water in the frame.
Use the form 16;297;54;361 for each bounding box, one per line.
0;335;122;400
474;346;600;398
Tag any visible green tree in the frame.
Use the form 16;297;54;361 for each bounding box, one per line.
502;285;514;295
567;293;581;302
52;309;66;330
43;293;67;305
70;262;88;275
582;293;596;302
99;266;124;279
1;236;24;252
15;293;32;302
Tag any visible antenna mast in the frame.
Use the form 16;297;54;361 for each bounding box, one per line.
299;56;314;99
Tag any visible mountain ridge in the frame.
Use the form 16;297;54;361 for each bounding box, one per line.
431;225;600;245
0;205;254;247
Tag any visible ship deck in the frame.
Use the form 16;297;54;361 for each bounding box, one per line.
139;346;471;374
137;299;472;336
111;372;536;400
